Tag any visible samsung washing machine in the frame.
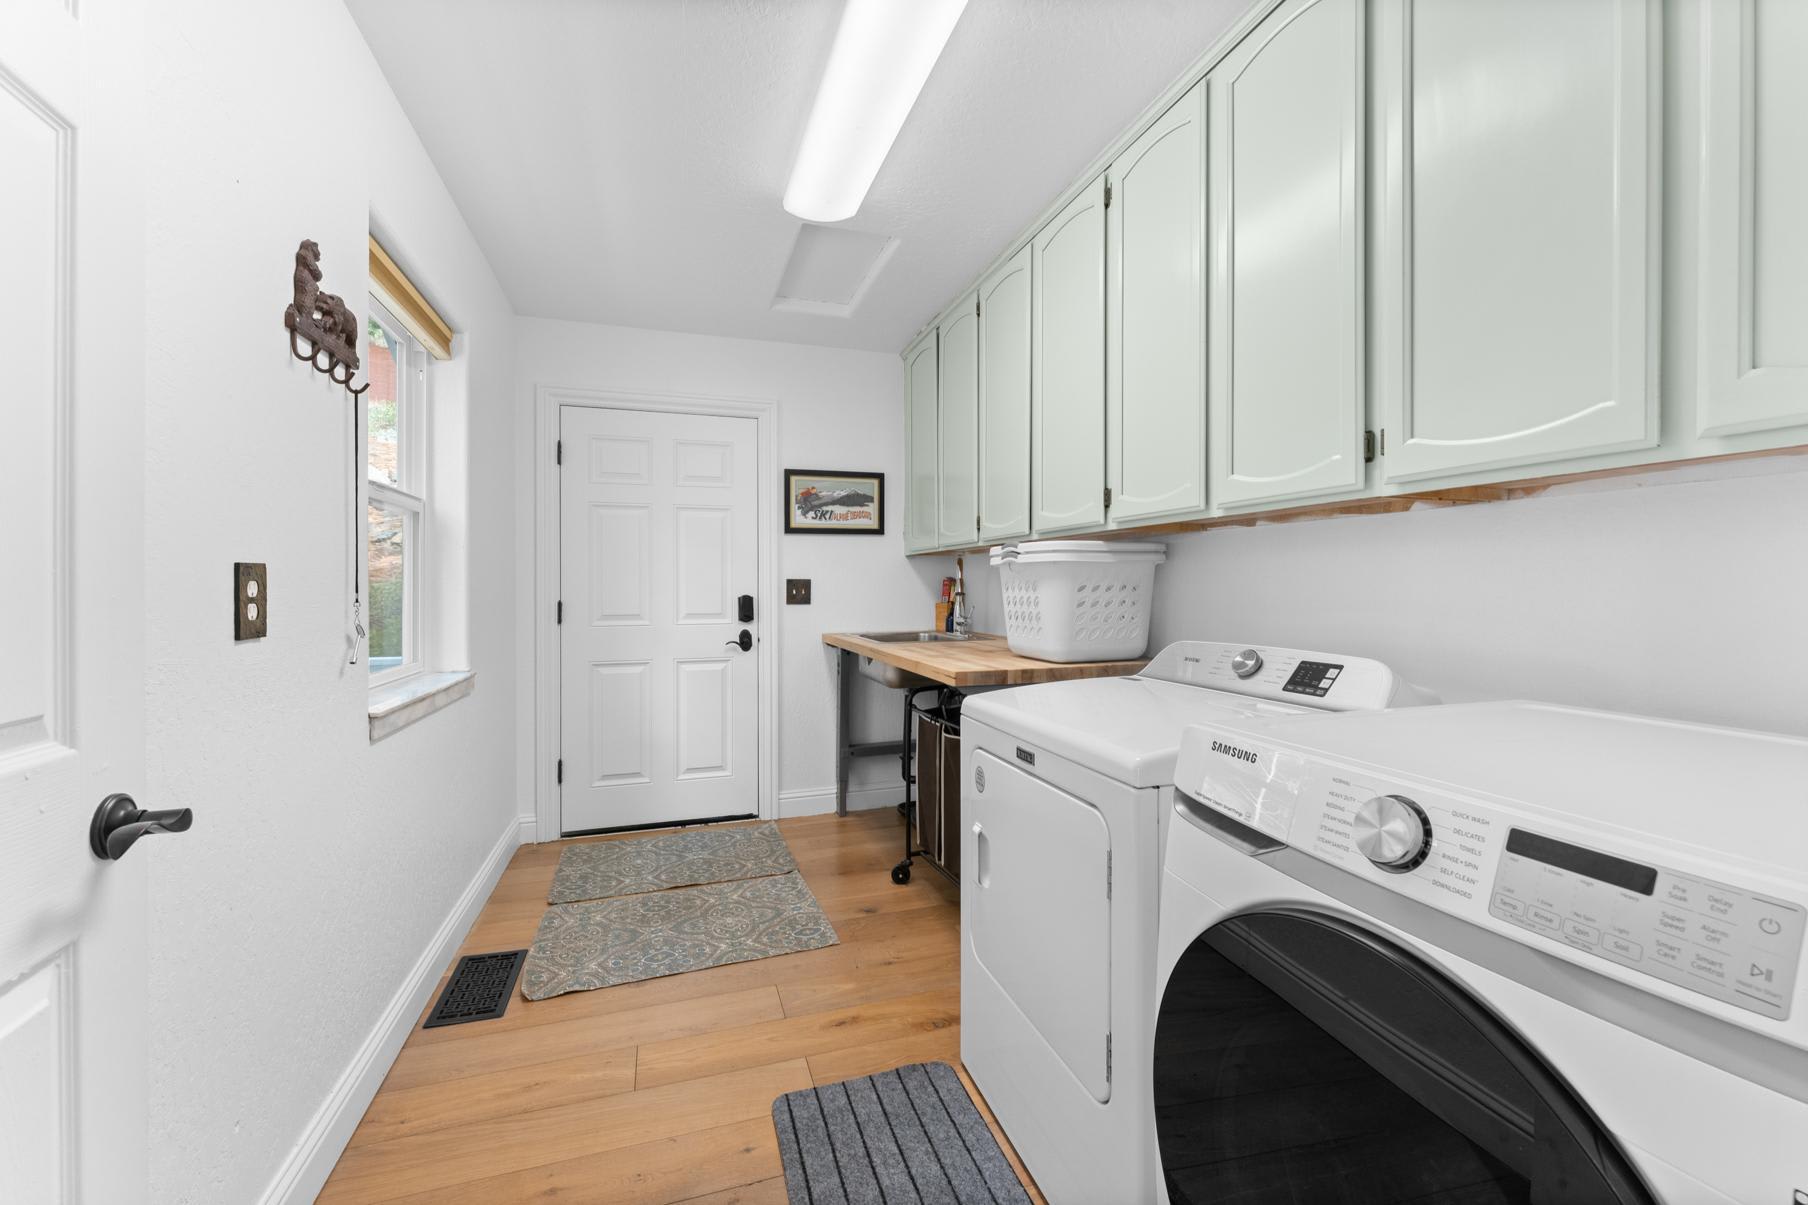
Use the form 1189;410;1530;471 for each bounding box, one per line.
1156;701;1808;1204
958;641;1434;1203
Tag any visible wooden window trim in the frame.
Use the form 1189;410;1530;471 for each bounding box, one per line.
369;236;455;360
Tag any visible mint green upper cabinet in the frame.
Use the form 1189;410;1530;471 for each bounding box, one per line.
1208;0;1364;510
904;328;939;552
1374;0;1658;483
1106;83;1207;525
1696;0;1808;438
1032;175;1108;535
937;299;981;548
978;247;1032;545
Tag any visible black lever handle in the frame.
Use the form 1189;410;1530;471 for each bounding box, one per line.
725;629;753;652
90;793;193;861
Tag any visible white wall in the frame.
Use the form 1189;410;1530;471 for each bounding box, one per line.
966;462;1808;736
514;318;957;823
144;3;518;1202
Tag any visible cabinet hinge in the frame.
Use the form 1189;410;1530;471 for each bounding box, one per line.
1363;430;1376;463
556;439;563;465
557;600;563;625
1380;429;1386;455
556;758;564;784
975;297;981;318
1103;486;1113;510
976;513;982;534
1106;850;1112;899
1104;178;1113;208
1105;1033;1113;1082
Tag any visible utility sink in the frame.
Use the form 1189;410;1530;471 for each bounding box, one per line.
853;631;972;687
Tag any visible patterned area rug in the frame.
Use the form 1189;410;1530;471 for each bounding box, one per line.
548;820;798;904
521;870;839;1000
773;1062;1032;1204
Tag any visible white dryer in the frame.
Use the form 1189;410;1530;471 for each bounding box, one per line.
959;641;1434;1204
1157;701;1808;1204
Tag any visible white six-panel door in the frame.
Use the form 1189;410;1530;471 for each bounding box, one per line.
1107;81;1206;525
1375;0;1659;482
559;407;760;833
1033;175;1108;534
1695;0;1808;437
0;0;150;1198
1209;0;1366;510
978;245;1032;545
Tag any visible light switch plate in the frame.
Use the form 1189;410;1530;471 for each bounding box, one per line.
234;562;267;640
786;578;812;605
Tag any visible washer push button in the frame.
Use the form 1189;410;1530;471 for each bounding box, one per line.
1561;918;1601;945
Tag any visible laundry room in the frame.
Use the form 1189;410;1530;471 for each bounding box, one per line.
3;1;1803;1203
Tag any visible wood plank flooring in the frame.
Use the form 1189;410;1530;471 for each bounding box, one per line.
320;809;1045;1203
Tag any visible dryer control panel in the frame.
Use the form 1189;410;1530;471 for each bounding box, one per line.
1489;830;1804;1021
1138;641;1435;712
1174;721;1807;1024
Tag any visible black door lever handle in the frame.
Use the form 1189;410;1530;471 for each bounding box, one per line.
725;629;753;652
90;793;193;861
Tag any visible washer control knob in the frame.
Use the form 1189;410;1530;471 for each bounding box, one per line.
1231;649;1264;679
1353;794;1432;873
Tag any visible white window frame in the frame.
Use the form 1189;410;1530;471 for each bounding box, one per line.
366;295;429;688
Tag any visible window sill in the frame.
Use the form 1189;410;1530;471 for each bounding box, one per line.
368;670;475;743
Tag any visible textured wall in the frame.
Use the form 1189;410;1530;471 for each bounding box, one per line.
964;463;1808;737
143;3;519;1201
513;317;957;820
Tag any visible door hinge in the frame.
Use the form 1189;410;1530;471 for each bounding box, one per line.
1364;430;1376;463
1105;1033;1113;1082
1104;178;1113;208
556;758;564;784
1103;486;1113;510
556;439;563;465
557;599;563;625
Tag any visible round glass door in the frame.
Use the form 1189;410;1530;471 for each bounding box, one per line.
1153;909;1652;1205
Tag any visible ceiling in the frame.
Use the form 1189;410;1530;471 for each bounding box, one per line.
347;0;1253;352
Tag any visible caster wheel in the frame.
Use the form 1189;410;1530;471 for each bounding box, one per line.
891;862;912;885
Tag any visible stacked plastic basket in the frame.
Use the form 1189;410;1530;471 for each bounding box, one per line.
988;540;1167;663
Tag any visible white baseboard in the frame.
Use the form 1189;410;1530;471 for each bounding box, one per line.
778;782;905;818
516;812;538;844
259;812;524;1204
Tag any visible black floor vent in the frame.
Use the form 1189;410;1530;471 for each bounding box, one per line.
423;950;528;1028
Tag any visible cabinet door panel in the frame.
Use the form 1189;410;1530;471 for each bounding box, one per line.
1696;0;1808;436
1108;83;1206;523
1376;0;1657;482
1032;175;1107;534
938;301;980;548
1210;0;1364;509
979;247;1032;544
904;330;939;552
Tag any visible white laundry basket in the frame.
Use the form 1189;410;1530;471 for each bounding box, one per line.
989;540;1166;662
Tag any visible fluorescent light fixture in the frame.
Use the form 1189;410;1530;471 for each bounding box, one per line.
784;0;969;223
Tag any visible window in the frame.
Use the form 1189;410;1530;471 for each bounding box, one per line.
366;297;427;683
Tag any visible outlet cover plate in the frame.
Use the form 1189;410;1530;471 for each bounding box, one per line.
235;562;267;640
786;578;812;605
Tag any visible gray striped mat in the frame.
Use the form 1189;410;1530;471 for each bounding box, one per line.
772;1062;1032;1205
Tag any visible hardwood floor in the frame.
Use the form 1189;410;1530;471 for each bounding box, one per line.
320;809;1045;1203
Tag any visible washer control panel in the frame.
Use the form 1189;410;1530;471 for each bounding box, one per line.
1175;720;1806;1025
1489;830;1804;1021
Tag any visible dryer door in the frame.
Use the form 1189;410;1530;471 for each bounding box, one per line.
969;747;1113;1101
1154;909;1653;1205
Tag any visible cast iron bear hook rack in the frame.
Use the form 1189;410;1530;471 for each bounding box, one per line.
284;239;369;398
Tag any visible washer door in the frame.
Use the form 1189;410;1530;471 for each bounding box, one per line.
1154;909;1653;1205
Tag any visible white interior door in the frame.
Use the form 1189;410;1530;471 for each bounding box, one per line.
560;406;760;833
0;0;151;1199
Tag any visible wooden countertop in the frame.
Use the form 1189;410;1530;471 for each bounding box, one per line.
822;632;1147;688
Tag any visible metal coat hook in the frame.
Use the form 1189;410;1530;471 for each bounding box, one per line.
285;239;370;398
